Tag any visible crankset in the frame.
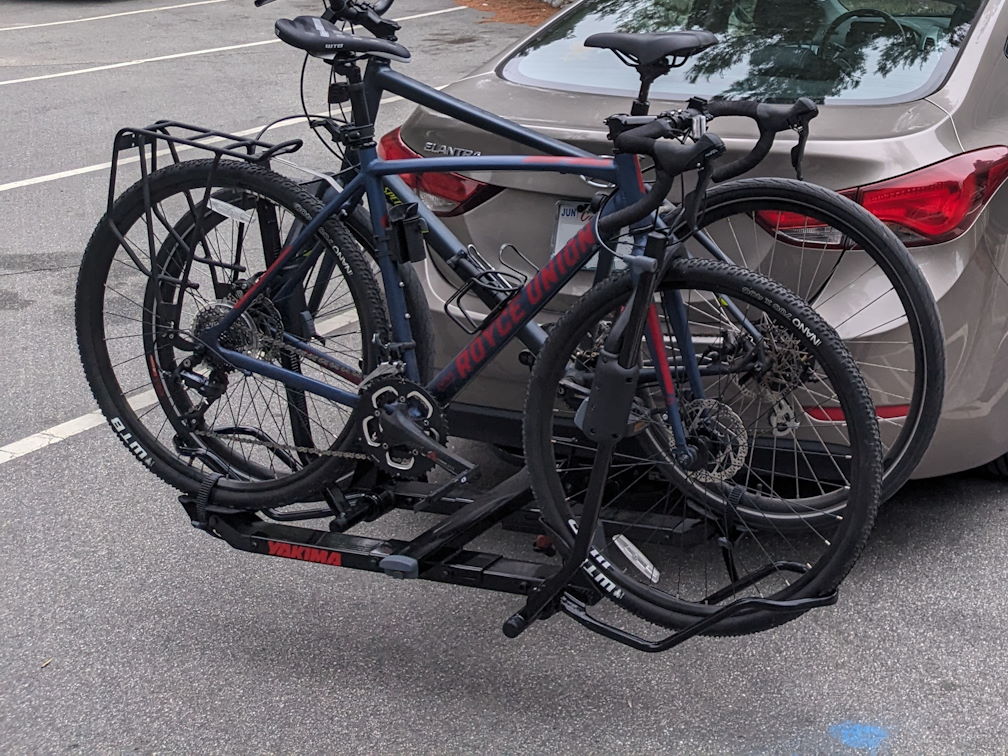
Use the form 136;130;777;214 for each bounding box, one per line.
355;371;479;490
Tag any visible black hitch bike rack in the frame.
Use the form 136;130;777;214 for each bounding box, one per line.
180;467;839;652
131;125;840;652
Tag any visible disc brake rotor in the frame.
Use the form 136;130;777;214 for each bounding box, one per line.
735;316;818;402
682;398;747;484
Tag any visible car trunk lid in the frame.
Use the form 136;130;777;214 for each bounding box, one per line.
398;72;958;198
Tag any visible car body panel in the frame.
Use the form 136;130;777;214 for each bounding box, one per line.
394;0;1008;476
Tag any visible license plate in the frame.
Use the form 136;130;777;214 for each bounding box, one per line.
552;199;629;271
552;199;594;256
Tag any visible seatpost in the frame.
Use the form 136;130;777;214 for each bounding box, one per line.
332;59;375;145
631;76;653;116
631;62;670;116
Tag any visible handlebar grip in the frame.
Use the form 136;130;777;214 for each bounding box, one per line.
320;0;399;36
706;97;818;129
752;97;819;132
321;0;348;21
705;99;759;120
612;119;677;156
654;133;725;176
597;134;725;236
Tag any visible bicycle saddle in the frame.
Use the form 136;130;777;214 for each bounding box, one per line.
275;16;411;62
585;31;718;66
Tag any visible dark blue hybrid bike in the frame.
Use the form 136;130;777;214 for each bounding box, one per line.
77;1;883;650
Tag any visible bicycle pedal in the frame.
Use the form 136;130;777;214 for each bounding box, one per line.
379;554;419;579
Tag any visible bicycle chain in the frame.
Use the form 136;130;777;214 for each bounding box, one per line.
191;427;370;460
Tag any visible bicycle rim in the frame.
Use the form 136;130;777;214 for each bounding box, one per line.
76;160;385;506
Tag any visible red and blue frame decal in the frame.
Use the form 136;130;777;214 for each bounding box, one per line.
429;222;601;401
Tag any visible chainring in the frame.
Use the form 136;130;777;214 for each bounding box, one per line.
357;373;448;478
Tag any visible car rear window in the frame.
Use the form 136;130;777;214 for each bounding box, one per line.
501;0;983;104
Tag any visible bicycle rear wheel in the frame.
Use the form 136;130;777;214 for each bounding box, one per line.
524;259;881;635
76;160;387;508
678;177;943;500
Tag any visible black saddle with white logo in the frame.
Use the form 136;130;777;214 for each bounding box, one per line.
275;16;411;62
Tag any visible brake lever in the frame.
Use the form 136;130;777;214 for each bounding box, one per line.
790;121;811;181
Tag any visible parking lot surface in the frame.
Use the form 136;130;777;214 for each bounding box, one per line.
2;1;1008;752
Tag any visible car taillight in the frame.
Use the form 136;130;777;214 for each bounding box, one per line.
856;146;1008;245
756;146;1008;248
803;405;909;421
755;191;858;249
377;127;500;217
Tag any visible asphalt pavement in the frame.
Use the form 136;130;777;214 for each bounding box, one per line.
2;1;1008;753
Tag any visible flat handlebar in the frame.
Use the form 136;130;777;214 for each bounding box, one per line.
321;0;397;33
254;0;398;36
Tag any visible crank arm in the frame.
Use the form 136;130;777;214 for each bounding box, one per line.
377;401;479;479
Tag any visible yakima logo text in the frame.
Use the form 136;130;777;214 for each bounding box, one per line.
266;540;343;566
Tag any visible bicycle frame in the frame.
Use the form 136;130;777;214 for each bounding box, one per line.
196;56;702;448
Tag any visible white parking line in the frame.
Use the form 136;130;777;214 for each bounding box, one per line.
0;390;156;464
0;40;279;87
0;94;414;194
0;73;457;195
0;6;465;87
1;4;466;464
0;309;360;465
0;0;232;33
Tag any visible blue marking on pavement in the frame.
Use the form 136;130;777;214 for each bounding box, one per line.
828;722;890;753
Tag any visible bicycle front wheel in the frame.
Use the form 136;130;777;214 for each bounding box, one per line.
678;177;943;501
524;259;881;635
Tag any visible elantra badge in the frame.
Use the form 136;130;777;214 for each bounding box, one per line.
424;142;481;157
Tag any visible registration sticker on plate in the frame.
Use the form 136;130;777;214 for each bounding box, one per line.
552;200;594;256
552;199;629;270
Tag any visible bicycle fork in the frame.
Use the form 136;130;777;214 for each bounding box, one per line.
503;231;676;638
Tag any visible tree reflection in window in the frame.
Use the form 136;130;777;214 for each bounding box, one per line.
509;0;981;102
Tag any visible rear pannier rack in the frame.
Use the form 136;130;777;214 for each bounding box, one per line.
107;120;303;213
